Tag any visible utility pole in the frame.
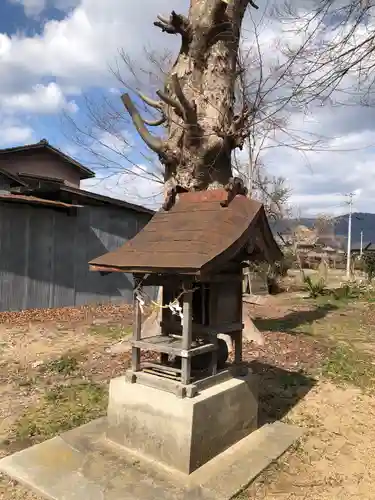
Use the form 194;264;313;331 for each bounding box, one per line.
360;230;364;258
346;193;354;279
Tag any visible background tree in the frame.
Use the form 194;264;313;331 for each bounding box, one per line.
274;1;375;107
232;13;324;218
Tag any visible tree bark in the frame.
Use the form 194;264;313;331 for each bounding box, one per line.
123;0;257;196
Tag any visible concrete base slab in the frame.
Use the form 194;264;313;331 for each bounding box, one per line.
0;418;303;500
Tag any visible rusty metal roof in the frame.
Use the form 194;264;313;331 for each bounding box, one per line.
89;189;282;275
61;185;155;215
0;193;82;209
8;180;154;216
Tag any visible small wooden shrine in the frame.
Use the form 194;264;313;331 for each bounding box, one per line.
89;189;282;398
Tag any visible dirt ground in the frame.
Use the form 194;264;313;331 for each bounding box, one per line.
0;291;375;499
246;381;375;499
0;304;135;500
242;293;375;500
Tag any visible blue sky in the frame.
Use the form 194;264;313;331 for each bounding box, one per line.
0;1;46;35
0;0;167;207
0;2;73;145
1;0;375;215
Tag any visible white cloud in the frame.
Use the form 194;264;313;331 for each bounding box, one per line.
0;123;34;146
1;82;77;114
96;130;132;154
261;124;375;216
0;0;185;117
236;3;375;216
0;1;185;90
81;166;163;209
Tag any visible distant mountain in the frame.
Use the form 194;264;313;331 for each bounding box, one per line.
334;213;375;246
272;212;375;248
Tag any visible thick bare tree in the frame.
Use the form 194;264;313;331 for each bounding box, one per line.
121;0;260;201
64;1;332;214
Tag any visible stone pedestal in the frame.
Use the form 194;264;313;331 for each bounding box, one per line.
0;369;304;500
106;371;258;474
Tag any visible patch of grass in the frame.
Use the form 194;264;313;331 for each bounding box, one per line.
303;275;327;298
323;344;375;390
313;293;353;308
13;382;107;443
88;324;132;340
44;354;80;375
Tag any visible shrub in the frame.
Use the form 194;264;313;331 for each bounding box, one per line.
362;252;375;282
331;282;360;300
303;275;326;298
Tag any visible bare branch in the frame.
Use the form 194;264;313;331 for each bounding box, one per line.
154;20;176;35
154;11;192;40
156;15;170;25
171;74;197;123
136;91;163;110
221;0;258;8
143;114;167;127
121;93;165;153
156;89;184;118
271;0;375;107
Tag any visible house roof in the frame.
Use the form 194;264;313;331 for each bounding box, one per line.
0;168;28;187
89;189;282;275
316;236;342;249
6;172;154;216
322;246;337;252
0;140;95;180
17;172;66;184
0;193;82;210
59;185;155;215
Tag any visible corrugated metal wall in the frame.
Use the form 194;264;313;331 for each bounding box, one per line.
0;202;154;312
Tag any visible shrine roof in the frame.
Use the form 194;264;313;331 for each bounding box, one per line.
89;189;282;275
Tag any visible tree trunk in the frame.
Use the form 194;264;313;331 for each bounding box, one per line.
123;0;257;196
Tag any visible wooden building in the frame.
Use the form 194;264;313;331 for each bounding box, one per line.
0;140;155;311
